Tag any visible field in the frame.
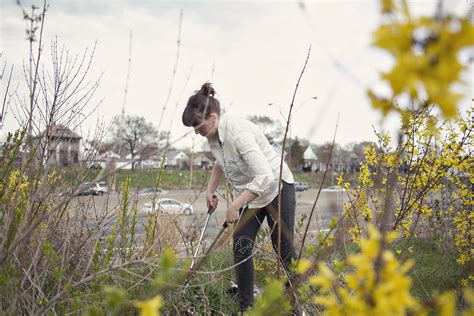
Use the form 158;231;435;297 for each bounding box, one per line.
1;0;472;314
58;187;468;314
82;168;331;191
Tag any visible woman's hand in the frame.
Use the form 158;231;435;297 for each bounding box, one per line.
226;204;240;224
206;192;218;213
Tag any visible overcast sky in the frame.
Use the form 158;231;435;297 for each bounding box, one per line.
1;0;472;150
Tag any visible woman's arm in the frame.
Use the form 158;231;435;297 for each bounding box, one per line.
206;164;224;210
226;189;258;223
235;133;275;196
225;133;274;223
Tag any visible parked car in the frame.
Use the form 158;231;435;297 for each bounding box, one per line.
58;182;107;197
94;182;108;195
142;198;194;216
75;182;92;196
138;187;168;197
294;182;309;191
322;185;346;192
57;187;74;197
76;182;107;195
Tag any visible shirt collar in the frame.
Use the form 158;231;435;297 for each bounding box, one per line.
217;113;228;144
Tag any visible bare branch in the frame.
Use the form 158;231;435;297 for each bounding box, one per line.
276;44;311;278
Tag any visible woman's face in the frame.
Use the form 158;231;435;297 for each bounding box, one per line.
194;113;218;139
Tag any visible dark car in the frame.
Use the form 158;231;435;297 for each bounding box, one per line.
77;182;105;196
138;187;168;197
58;182;106;197
294;182;309;191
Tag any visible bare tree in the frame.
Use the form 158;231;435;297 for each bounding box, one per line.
110;114;159;170
247;115;283;144
0;3;196;314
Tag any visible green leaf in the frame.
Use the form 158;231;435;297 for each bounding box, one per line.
329;216;338;230
104;286;128;311
245;278;291;316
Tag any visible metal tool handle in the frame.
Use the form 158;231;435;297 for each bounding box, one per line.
184;220;230;289
190;214;210;270
195;221;229;268
189;196;217;270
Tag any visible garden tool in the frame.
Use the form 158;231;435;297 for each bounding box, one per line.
182;221;230;291
191;221;229;272
189;195;217;270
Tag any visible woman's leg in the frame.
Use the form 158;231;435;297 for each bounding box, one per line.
233;207;266;311
265;181;297;274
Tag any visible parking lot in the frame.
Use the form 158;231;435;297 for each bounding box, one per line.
71;188;348;246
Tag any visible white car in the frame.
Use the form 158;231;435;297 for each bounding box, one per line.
322;185;346;192
94;182;108;195
142;198;194;216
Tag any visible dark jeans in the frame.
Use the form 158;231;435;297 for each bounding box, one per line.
233;181;297;310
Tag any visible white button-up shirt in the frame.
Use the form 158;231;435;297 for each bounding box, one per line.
208;114;294;209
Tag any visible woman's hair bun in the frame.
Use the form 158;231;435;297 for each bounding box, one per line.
199;82;215;97
182;82;220;126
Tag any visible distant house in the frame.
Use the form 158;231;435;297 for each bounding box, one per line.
303;146;324;172
86;150;119;169
192;151;215;169
33;124;82;167
100;150;121;160
137;144;164;169
86;142;168;170
166;150;189;170
115;157;134;170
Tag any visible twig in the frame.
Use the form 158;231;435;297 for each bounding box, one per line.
25;0;47;142
1;64;14;123
156;9;183;133
276;44;311;278
121;30;133;115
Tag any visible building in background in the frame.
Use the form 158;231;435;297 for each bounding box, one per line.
33;124;82;167
191;151;215;169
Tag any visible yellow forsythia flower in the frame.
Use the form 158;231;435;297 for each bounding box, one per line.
436;291;456;316
297;259;312;274
309;262;335;292
385;231;398;244
312;226;419;315
462;288;474;316
134;294;163;316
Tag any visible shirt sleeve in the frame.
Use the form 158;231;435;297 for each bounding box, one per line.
235;133;275;196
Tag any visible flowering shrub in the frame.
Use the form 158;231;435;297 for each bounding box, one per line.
368;0;474;118
338;106;472;284
309;226;418;315
297;226;473;316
